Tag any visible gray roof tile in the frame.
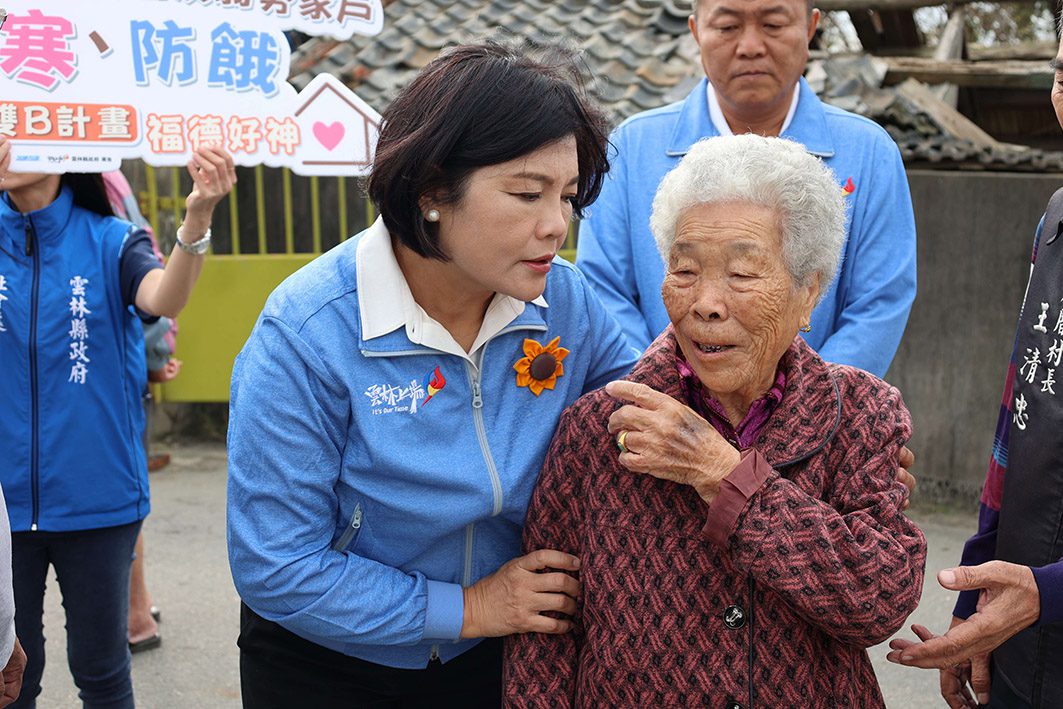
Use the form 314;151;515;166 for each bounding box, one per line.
286;0;1057;171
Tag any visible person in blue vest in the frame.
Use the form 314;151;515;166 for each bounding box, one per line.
0;137;233;708
226;41;636;707
577;0;917;378
885;33;1063;709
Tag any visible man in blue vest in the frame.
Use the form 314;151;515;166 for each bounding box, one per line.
885;33;1063;709
577;0;916;377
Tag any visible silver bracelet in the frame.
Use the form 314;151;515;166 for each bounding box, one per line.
175;226;211;256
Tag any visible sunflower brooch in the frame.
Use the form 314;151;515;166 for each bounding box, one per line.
513;336;569;396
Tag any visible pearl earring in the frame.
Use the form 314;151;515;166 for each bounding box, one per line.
425;209;440;222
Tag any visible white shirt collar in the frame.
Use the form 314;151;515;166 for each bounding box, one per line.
706;81;800;137
356;218;548;363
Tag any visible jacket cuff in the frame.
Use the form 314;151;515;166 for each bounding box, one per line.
703;448;773;548
1032;561;1063;626
423;580;464;641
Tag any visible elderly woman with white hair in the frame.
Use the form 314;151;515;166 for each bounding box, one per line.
503;135;927;708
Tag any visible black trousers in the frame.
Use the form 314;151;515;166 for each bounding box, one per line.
238;603;502;708
987;667;1033;709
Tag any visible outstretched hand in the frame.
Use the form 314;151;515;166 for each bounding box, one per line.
893;620;990;709
886;561;1039;669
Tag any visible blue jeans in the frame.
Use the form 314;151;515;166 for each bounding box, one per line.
10;521;142;709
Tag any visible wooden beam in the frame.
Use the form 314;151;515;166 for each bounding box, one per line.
810;43;1057;62
882;57;1052;90
932;6;966;107
933;7;966;62
969;42;1058;62
895;79;999;147
817;0;1038;11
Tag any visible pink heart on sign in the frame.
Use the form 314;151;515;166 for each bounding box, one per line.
313;121;345;151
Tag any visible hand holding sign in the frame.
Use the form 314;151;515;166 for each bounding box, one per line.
0;2;382;176
182;145;235;235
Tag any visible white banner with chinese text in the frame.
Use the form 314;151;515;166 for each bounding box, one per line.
0;0;383;175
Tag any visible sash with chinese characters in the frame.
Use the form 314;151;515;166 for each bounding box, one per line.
995;187;1063;707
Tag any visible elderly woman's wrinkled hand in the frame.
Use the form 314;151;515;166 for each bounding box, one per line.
605;380;741;505
459;549;581;639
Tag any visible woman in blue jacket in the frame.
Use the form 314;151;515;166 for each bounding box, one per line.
0;138;233;708
227;42;636;707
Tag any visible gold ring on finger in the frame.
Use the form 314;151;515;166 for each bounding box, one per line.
616;430;629;454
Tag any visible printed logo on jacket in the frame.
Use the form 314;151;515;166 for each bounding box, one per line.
364;366;446;415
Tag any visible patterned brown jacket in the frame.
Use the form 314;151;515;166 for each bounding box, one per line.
503;329;926;708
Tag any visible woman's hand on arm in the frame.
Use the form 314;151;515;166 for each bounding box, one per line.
604;380;740;504
897;445;916;510
134;146;235;318
461;549;580;638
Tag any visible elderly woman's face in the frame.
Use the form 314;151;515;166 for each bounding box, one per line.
662;201;818;407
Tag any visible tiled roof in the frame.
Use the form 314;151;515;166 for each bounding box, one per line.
889;129;1063;172
289;0;1063;172
290;0;702;128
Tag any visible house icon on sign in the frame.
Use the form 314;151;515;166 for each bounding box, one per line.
292;73;381;176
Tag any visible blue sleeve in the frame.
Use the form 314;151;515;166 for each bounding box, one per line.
226;315;464;646
953;503;999;619
577;268;639;393
576;133;654;356
817;136;917;376
119;229;162;317
1032;560;1063;626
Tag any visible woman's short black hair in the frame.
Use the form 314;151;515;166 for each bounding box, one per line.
368;40;610;261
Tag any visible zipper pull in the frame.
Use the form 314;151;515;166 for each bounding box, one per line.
24;221;33;257
471;379;483;409
351;504;362;530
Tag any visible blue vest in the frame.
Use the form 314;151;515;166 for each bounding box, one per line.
995;187;1063;707
0;186;149;532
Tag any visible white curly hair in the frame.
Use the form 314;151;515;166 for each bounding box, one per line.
649;134;846;302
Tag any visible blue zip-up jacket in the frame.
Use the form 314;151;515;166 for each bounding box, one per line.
0;186;149;532
227;221;636;669
577;78;917;377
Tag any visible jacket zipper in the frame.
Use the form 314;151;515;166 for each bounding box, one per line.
331;503;362;551
462;524;475;587
466;352;503;516
360;323;547;664
25;219;41;531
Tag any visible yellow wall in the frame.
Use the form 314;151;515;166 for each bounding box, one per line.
161;254;316;402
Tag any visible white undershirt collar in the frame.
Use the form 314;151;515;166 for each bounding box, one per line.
356;218;548;363
706;81;800;137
